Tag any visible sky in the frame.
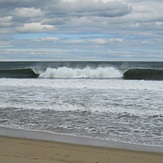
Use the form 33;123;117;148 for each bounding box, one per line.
0;0;163;61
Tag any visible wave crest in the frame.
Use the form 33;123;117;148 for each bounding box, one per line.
0;68;39;78
39;67;122;79
123;68;163;80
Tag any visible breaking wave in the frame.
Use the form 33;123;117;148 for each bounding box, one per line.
39;67;122;79
1;67;163;81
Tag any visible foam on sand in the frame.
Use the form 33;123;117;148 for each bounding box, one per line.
0;126;163;154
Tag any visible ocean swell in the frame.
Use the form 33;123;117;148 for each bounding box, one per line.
123;68;163;80
0;68;39;78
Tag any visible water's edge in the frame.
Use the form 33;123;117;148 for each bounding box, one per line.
0;126;163;154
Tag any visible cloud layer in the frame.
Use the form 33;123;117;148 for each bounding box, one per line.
0;0;163;61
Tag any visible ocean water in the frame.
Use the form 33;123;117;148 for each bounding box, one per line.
0;61;163;147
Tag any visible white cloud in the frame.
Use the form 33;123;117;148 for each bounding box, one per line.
0;0;163;60
17;23;56;33
88;38;123;44
0;16;13;26
14;7;43;18
0;41;11;47
65;37;124;45
89;38;107;44
67;40;84;44
0;28;11;35
35;37;59;41
109;38;123;43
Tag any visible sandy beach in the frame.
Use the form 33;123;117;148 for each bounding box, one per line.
0;136;163;163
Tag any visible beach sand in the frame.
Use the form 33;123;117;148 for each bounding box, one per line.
0;136;163;163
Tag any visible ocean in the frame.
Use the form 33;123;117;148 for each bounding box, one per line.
0;61;163;147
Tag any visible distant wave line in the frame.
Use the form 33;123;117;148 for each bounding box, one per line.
0;67;163;80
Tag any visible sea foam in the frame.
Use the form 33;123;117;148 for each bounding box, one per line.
39;67;122;79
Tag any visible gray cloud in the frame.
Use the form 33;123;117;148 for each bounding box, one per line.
0;0;50;10
1;0;162;35
0;0;163;61
45;0;132;18
0;0;132;29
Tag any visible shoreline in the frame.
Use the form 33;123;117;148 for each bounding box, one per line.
1;127;163;163
0;126;163;154
1;136;163;163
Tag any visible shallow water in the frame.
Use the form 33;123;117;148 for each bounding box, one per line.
0;78;163;147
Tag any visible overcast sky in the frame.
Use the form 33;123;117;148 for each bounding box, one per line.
0;0;163;61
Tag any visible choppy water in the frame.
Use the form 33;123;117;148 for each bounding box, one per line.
0;61;163;147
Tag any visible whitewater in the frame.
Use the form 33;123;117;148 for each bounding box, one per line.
0;61;163;148
39;66;122;79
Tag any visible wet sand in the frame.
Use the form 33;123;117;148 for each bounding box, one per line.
0;136;163;163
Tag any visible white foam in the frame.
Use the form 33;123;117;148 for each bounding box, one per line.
1;126;163;153
39;67;122;79
1;78;163;116
0;78;163;90
1;78;163;147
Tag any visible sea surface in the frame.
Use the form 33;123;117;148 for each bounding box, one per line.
0;61;163;147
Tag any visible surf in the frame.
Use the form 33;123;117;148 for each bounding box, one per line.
39;66;122;79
